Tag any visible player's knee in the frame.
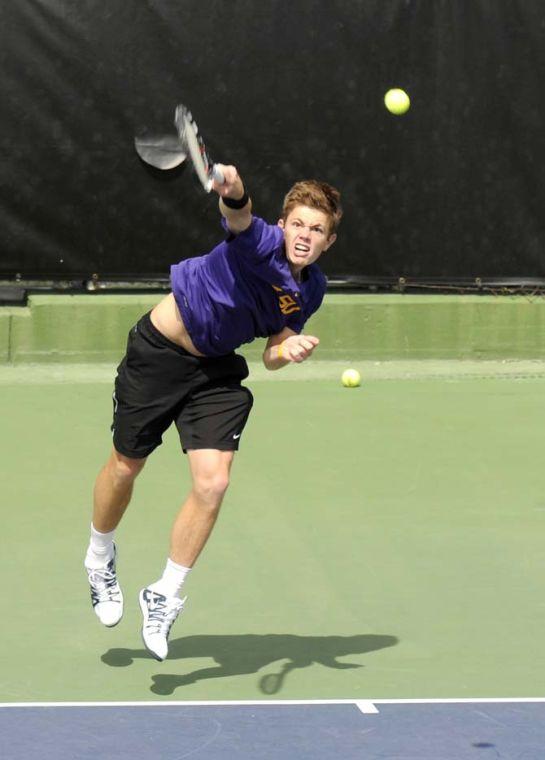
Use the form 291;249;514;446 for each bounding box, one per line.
110;450;146;484
193;469;231;507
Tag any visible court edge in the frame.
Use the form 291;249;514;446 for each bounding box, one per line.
2;698;545;716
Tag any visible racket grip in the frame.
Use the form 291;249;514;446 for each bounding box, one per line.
211;165;225;185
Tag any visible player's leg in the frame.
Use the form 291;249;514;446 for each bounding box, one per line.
170;448;235;566
139;449;234;661
84;449;147;627
85;312;182;628
139;380;253;660
92;447;147;534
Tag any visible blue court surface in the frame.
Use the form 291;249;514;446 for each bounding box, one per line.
2;699;545;759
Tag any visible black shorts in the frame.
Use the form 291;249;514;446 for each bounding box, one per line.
111;312;253;459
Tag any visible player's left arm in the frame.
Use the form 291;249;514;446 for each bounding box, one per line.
212;164;252;234
263;326;320;370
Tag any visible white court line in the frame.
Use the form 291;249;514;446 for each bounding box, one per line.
0;699;378;713
355;701;379;714
373;698;545;705
2;698;545;714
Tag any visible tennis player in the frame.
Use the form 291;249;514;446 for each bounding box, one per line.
84;166;342;660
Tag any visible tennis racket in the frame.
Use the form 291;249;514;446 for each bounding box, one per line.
174;104;225;192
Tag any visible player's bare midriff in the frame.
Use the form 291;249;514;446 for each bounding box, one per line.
150;293;206;357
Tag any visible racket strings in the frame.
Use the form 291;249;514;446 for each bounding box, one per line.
185;114;211;171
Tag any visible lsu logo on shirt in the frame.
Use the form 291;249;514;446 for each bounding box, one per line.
272;285;301;315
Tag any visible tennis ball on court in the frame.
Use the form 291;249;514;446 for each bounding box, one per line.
384;88;410;115
341;369;361;388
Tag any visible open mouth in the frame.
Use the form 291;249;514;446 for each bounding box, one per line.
294;244;310;255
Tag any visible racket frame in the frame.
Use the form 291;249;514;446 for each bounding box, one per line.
174;105;224;191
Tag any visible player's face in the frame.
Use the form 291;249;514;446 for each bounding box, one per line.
278;205;337;273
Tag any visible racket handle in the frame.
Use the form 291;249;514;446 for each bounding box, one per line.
211;164;225;185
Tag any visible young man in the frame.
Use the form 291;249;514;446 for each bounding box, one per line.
84;166;342;661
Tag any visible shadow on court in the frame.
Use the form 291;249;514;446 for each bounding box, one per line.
102;633;398;695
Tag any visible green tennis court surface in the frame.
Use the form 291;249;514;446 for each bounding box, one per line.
2;360;544;703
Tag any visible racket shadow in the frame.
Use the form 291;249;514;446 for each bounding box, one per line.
102;633;398;696
135;159;188;182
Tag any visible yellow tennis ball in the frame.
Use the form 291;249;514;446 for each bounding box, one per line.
384;88;410;115
341;369;361;388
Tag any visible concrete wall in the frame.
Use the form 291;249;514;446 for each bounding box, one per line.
1;293;545;363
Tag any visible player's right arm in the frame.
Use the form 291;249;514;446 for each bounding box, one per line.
212;164;252;234
263;326;320;370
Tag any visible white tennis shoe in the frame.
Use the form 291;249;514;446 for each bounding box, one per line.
85;545;124;627
139;587;186;661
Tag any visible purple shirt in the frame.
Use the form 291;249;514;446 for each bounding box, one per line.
170;216;327;356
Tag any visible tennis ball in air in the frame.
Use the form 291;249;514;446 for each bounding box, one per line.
341;369;361;388
384;88;410;115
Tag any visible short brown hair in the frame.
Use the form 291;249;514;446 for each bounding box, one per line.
282;180;343;234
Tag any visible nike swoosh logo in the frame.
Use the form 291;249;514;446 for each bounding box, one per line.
233;433;241;439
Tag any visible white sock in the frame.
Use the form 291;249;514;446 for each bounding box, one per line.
148;559;191;598
85;523;115;568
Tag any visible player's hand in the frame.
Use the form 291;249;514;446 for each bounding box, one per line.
281;334;320;363
213;164;244;199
